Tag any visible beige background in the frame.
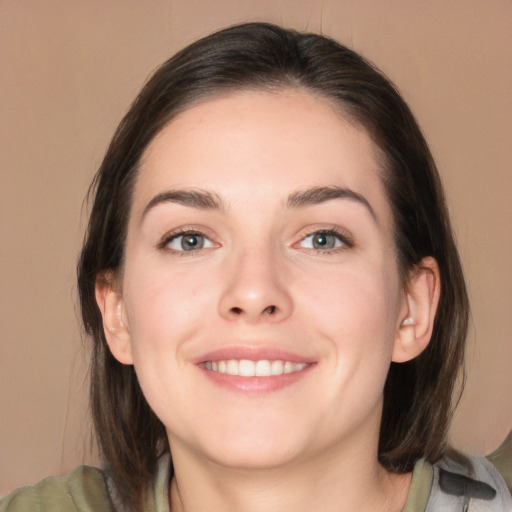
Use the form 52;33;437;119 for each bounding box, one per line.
1;0;511;496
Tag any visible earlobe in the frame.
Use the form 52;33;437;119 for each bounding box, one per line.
392;257;441;363
95;271;134;365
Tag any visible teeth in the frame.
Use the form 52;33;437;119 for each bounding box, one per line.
271;360;283;375
204;359;308;377
239;359;255;377
255;360;271;377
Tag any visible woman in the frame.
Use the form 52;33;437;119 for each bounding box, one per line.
1;22;510;512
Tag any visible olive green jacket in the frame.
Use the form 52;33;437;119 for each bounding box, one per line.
1;452;511;511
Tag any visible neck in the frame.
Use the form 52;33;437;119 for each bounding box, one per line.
168;433;411;512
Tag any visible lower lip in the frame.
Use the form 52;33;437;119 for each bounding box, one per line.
199;364;314;394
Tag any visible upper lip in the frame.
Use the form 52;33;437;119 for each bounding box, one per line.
195;346;315;365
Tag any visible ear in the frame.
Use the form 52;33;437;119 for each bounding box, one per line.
95;271;134;365
392;257;441;363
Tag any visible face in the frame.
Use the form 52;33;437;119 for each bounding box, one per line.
107;90;411;470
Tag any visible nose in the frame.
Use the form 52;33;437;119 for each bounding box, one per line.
218;248;293;323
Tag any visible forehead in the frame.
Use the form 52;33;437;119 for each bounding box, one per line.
134;89;391;223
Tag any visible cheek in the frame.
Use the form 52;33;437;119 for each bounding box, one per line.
294;261;401;397
119;260;220;424
295;263;400;345
122;257;218;360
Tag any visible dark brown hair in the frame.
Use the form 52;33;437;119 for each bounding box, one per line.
78;22;468;510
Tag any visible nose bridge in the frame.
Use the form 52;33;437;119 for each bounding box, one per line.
218;243;292;322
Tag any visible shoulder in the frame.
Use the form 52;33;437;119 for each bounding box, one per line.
404;455;512;512
487;430;512;494
0;466;113;512
427;455;512;511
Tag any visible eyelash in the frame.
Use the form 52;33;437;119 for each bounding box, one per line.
295;227;353;254
158;226;354;256
158;228;216;255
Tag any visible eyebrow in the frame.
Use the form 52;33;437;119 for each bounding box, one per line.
287;186;377;221
141;185;377;222
142;189;224;220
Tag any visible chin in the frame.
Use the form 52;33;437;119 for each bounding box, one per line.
206;441;303;471
174;422;310;471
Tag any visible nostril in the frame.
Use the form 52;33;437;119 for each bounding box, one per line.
229;305;276;316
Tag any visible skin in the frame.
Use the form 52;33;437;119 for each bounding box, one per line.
96;89;440;512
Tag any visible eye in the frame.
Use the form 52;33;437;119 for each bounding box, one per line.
297;230;350;251
164;232;215;252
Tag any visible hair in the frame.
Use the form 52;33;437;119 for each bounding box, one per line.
78;22;469;510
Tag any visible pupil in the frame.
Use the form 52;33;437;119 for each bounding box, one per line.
313;233;334;249
183;234;202;250
315;234;327;246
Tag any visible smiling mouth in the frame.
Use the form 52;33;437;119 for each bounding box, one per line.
203;359;309;377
